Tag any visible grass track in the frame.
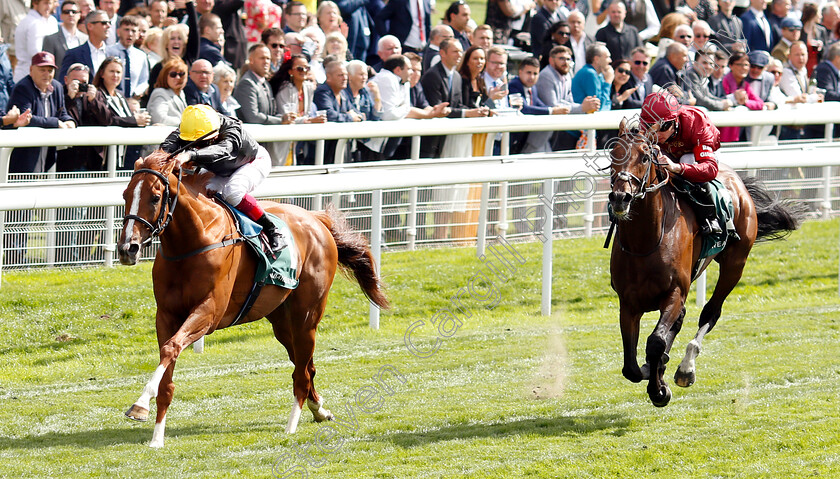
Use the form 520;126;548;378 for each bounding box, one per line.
1;219;839;478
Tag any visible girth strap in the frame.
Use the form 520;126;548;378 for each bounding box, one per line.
159;236;245;261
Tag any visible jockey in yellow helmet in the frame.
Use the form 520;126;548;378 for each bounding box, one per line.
160;105;286;253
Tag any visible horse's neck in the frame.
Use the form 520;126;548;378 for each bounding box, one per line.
621;190;667;247
161;182;227;250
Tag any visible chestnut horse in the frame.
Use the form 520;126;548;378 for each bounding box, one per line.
607;119;803;407
117;151;389;447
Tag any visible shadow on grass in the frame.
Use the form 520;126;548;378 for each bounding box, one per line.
382;413;630;448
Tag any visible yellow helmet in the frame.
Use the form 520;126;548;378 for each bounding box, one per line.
179;105;221;141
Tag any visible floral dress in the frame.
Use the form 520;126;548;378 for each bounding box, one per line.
244;0;284;44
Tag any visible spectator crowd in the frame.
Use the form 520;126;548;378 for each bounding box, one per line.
1;0;839;173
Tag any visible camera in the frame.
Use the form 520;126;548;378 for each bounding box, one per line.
77;82;89;93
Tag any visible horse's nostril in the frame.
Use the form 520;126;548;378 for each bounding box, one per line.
128;243;140;256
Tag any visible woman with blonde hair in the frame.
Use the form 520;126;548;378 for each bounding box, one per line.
148;8;199;90
654;12;692;58
325;31;351;61
147;57;189;126
317;1;343;36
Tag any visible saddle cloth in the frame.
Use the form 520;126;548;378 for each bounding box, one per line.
217;199;300;289
671;176;735;260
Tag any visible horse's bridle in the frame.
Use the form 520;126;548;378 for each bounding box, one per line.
610;142;671;200
123;167;183;246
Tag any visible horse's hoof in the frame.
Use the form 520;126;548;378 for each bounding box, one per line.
622;365;644;383
649;385;672;407
125;404;150;422
313;409;335;423
674;368;696;388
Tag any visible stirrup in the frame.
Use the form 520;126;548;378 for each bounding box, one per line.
701;218;723;236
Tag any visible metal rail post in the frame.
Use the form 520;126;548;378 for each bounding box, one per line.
541;178;554;316
369;188;383;329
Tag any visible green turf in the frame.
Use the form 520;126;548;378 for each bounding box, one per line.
1;219;839;478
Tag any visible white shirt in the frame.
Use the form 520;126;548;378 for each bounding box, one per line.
89;41;108;75
106;14;118;46
404;0;426;50
750;6;772;47
369;68;411;120
60;25;87;50
780;63;808;96
569;34;586;75
13;9;59;82
106;42;150;97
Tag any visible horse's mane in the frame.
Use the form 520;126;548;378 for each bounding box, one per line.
139;149;176;171
136;149;213;194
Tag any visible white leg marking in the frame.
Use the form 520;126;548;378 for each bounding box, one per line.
134;364;168;411
149;416;166;448
677;339;701;376
307;397;334;422
124;181;143;240
286;398;302;434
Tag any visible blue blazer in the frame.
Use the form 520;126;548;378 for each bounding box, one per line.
313;83;357;122
814;60;840;102
59;42;94;82
374;0;431;48
739;10;771;53
8;77;74;173
508;76;551;115
184;79;223;111
199;37;227;66
336;0;383;62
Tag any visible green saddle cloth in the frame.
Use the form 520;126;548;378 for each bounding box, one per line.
671;177;735;260
218;199;299;289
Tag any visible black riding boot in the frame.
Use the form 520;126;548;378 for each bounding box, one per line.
695;183;723;236
256;214;287;254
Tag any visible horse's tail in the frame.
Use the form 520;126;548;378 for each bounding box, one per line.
314;205;390;310
742;176;808;242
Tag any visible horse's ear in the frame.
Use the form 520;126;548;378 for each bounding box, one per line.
133;158;144;171
618;118;627;135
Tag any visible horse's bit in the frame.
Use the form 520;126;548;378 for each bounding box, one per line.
123;167;184;246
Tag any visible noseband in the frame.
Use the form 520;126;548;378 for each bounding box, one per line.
610;141;670;200
123;167;183;246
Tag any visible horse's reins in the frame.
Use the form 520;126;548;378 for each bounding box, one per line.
604;140;672;256
122;129;246;259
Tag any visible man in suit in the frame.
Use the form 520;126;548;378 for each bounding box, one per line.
740;0;774;53
184;59;222;110
686;50;734;111
530;0;561;60
105;15;149;99
708;0;745;51
419;39;488;158
42;0;88;70
374;0;431;54
421;25;454;73
536;45;598;149
744;50;775;103
59;9;110;81
508;56;568;153
649;42;690;91
565;10;593;75
233;44;288;126
621;46;652;109
809;43;840;136
771;16;801;64
198;13;227;66
336;0;383;64
765;0;789;48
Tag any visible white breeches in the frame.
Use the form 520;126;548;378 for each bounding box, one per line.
207;145;271;205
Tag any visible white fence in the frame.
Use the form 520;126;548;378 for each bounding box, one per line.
2;106;840;327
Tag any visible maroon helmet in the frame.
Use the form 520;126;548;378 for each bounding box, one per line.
640;91;681;129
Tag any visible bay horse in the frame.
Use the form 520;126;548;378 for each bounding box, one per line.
117;150;389;448
607;118;803;407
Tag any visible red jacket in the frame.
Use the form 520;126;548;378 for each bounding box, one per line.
660;106;720;183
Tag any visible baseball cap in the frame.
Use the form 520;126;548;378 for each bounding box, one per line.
31;51;56;68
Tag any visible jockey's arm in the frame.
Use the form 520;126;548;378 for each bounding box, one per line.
662;144;718;182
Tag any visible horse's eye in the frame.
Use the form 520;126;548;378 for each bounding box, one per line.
151;194;161;204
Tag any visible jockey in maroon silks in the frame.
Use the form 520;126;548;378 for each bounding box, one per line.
639;90;724;236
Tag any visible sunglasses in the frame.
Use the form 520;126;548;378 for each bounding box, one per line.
695;33;709;38
770;70;783;75
679;35;693;39
270;43;285;49
68;64;90;73
89;20;110;25
62;9;79;14
634;60;648;66
294;66;310;72
556;31;570;36
168;71;187;78
749;64;764;69
616;67;630;74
